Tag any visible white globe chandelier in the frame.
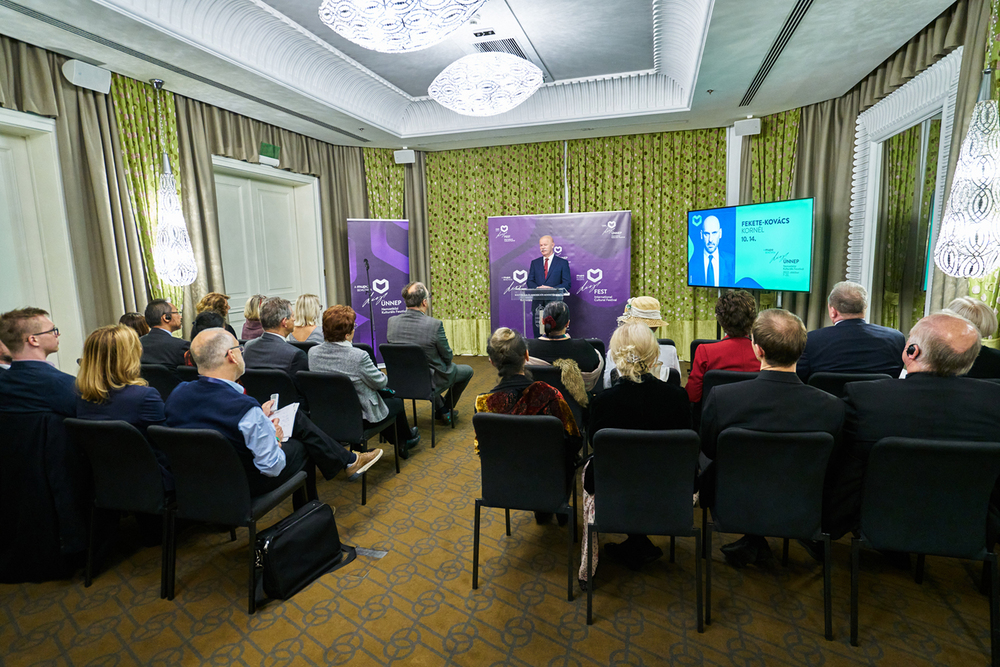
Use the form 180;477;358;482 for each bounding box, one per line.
934;69;1000;278
428;52;543;116
318;0;488;53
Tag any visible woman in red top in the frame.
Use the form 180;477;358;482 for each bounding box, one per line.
686;290;759;403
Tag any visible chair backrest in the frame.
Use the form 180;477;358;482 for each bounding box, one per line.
141;364;180;401
657;338;676;348
296;371;364;444
593;428;700;535
146;426;252;526
288;340;318;355
239;368;300;407
526;365;585;435
714;427;835;540
379;343;434;399
860;437;1000;559
473;413;572;512
65;419;165;514
702;370;758;402
667;368;681;386
353;343;377;365
690;338;717;363
175;365;199;382
808;372;892;398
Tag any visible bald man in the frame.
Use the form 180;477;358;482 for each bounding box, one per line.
526;235;571;337
165;328;383;499
689;216;734;288
825;312;1000;539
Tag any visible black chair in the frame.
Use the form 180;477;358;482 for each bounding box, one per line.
706;427;836;640
288;340;318;355
175;365;199;382
850;437;1000;661
146;426;307;614
526;365;587;440
690;338;717;364
472;413;577;601
657;338;676;348
808;372;892;398
667;368;681;386
692;370;758;432
239;368;301;408
141;364;180;401
585;338;607;393
380;343;454;448
353;343;377;366
65;419;174;597
587;429;703;630
297;370;397;505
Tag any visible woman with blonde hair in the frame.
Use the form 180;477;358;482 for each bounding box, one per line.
946;296;1000;378
287;294;324;344
241;294;266;340
195;292;237;338
581;321;691;584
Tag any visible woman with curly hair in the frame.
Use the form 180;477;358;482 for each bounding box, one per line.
686;289;759;404
196;292;237;338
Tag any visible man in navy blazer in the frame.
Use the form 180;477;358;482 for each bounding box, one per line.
526;235;571;337
0;307;76;416
796;281;906;382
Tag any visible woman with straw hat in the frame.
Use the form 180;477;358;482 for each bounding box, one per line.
604;296;681;386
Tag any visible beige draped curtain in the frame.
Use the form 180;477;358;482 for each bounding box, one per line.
0;35;147;331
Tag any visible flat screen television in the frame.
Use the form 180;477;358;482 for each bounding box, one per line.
686;197;814;292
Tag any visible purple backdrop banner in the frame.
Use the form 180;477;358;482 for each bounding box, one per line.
488;211;631;342
348;218;409;363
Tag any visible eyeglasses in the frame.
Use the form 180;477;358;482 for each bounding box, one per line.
229;344;244;353
28;327;59;339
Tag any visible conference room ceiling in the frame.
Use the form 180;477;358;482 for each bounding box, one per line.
0;0;955;151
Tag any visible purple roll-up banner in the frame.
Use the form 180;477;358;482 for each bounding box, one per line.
488;211;631;342
348;218;410;364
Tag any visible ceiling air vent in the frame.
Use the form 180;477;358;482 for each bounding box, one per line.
739;0;814;107
474;38;529;61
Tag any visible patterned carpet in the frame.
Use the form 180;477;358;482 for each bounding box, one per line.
1;355;994;666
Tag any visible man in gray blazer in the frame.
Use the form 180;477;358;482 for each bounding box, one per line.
243;297;309;377
386;282;474;424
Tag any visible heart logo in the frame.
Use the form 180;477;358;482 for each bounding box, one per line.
512;269;528;283
692;214;703;227
372;278;389;294
587;268;603;282
554;246;563;254
499;225;508;234
606;220;616;230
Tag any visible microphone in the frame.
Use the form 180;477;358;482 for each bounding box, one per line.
363;258;369;270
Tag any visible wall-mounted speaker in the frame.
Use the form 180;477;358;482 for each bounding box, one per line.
394;149;416;164
61;60;111;95
734;118;762;137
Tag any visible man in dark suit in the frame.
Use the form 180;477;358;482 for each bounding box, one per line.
526;235;571;338
797;281;906;381
688;215;735;288
700;308;845;567
0;307;76;416
139;299;189;368
242;297;308;377
825;312;1000;540
387;282;474;424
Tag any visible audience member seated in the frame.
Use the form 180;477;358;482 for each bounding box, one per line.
826;312;1000;541
583;322;691;582
184;312;225;367
241;294;266;341
287;294;325;345
0;338;11;372
75;325;172;490
165;329;384;498
475;327;582;526
0;307;76;416
139;299;189;368
309;305;421;457
387;281;474;424
797;281;906;381
196;291;237;338
699;309;845;567
528;301;604;392
118;312;150;338
687;289;759;403
242;297;308;377
604;296;681;386
946;296;1000;379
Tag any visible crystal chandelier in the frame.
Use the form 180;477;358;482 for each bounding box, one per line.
318;0;488;53
934;70;1000;278
151;79;197;287
428;52;543;116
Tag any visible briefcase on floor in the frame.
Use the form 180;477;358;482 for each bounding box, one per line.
254;500;355;599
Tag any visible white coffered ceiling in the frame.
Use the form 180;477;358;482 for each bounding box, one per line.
0;0;956;150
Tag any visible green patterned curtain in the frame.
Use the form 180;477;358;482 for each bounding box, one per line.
567;131;728;358
748;109;801;310
911;119;941;328
880;124;921;329
110;75;184;312
426;143;564;354
363;147;405;220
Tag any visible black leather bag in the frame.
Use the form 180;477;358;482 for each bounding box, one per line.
254;500;354;599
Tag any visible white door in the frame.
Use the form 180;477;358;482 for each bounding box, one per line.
0;133;42;313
